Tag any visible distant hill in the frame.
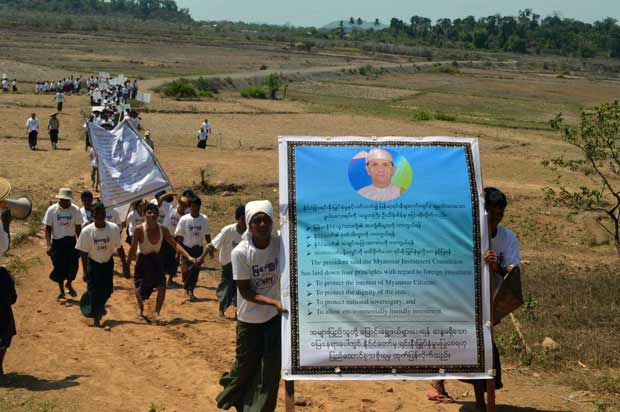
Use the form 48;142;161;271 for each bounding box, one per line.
323;20;389;32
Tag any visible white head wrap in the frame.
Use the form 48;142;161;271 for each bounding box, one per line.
242;200;275;241
366;148;393;164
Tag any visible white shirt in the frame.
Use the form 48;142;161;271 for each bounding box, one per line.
0;225;9;266
156;200;172;224
80;207;93;226
26;117;39;132
175;214;210;248
75;222;121;264
106;208;122;226
357;184;401;201
201;122;212;135
197;129;207;141
56;93;65;102
164;207;184;237
43;203;83;239
126;210;145;237
232;236;281;323
490;226;520;269
211;223;243;266
89;147;98;168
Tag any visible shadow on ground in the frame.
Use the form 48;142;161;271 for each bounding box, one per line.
459;402;571;412
0;373;84;391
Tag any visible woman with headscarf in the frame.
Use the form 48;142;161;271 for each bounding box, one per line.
216;200;287;412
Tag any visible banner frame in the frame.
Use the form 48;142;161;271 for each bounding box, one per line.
279;136;493;381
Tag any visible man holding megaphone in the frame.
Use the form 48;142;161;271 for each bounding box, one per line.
0;177;30;378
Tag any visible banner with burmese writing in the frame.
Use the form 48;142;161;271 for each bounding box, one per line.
279;136;494;380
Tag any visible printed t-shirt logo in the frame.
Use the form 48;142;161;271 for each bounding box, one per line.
251;258;279;290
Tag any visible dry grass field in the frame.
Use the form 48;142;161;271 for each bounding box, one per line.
0;29;619;412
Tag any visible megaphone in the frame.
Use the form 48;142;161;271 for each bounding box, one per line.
0;198;32;219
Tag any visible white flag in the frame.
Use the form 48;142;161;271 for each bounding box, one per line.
88;119;171;209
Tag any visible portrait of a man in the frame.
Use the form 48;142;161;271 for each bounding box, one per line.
357;148;405;201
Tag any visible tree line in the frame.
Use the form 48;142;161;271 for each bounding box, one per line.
381;9;620;58
0;0;191;22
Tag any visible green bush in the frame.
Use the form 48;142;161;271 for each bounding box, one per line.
413;109;433;121
240;86;267;99
434;112;456;121
359;64;374;76
162;79;198;98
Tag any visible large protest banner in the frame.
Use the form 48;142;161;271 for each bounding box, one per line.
279;137;493;380
88;119;171;209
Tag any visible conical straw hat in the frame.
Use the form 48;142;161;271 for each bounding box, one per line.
0;178;11;202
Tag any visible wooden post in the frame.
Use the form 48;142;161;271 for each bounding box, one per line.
487;241;497;412
285;380;295;412
486;378;496;412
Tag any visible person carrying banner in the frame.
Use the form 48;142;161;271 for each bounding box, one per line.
48;113;60;150
26;113;39;150
88;147;99;190
428;187;520;410
43;188;84;301
0;206;17;379
127;203;197;323
76;203;129;327
216;200;287;412
175;196;211;301
207;205;245;318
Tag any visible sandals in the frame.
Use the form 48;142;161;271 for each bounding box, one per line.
427;390;455;403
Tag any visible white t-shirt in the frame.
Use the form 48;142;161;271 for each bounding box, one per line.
175;214;210;248
43;203;83;239
211;223;243;266
56;93;65;102
80;207;93;226
126;210;145;237
0;225;9;266
201;122;212;136
357;184;401;201
490;226;520;269
232;236;281;324
88;147;98;168
106;208;122;226
26;117;39;132
164;208;184;237
197;129;207;141
75;222;121;264
151;199;172;224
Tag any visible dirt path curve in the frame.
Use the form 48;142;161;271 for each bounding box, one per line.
140;60;518;93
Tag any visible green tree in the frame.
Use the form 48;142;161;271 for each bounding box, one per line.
544;101;620;258
266;73;280;99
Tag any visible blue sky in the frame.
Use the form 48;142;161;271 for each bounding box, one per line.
176;0;619;27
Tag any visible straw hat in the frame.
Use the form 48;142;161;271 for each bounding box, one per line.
0;178;11;202
55;188;73;200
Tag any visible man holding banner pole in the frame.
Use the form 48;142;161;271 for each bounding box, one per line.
216;200;288;412
428;187;521;410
